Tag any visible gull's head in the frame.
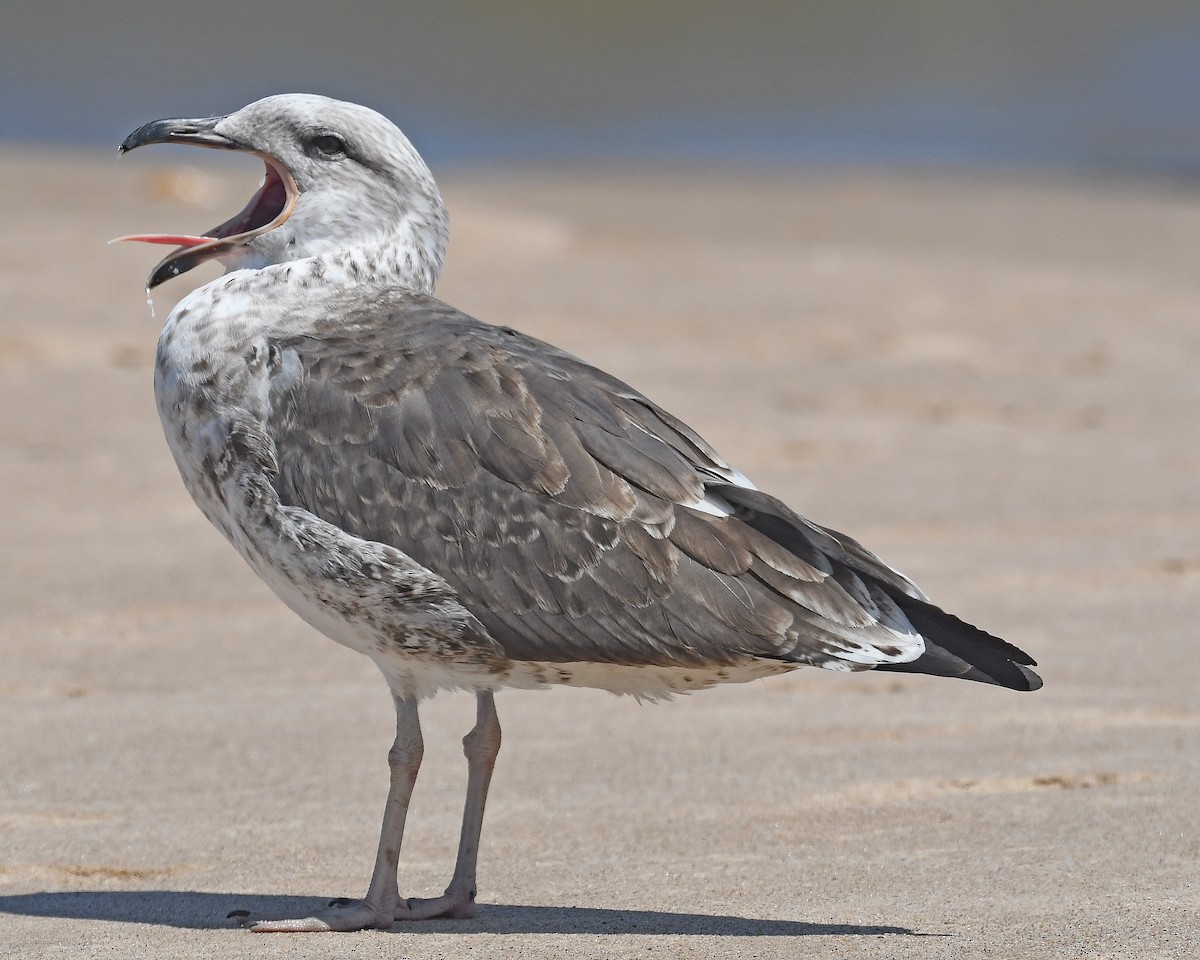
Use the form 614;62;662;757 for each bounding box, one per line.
118;94;448;292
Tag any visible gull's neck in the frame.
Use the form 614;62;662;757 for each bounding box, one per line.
242;185;449;296
166;213;446;343
318;205;448;296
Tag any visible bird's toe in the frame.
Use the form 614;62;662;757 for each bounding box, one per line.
397;891;478;920
232;898;396;932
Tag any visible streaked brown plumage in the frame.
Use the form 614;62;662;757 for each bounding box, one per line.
268;293;1037;686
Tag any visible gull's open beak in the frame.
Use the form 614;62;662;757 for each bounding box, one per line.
116;115;298;288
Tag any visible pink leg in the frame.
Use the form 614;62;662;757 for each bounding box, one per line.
399;689;501;920
245;695;424;932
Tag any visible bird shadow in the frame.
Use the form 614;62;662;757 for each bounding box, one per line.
0;890;930;937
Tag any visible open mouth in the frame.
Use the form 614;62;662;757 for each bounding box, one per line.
116;117;298;288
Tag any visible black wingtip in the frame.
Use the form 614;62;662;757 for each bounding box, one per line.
877;596;1043;692
1013;662;1044;692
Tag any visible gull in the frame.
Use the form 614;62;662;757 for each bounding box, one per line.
118;94;1041;933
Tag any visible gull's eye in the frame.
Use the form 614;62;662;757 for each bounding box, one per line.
310;134;347;158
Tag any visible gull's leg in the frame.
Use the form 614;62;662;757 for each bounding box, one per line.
243;695;424;933
399;689;500;920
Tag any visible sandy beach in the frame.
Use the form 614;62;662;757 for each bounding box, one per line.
1;150;1196;958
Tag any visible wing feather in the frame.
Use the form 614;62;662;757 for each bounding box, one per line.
265;292;936;670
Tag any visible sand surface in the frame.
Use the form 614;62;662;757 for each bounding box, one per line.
1;150;1197;958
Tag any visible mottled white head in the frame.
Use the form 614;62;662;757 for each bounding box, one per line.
119;94;448;294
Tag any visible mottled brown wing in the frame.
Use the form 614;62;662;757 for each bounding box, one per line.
265;291;924;669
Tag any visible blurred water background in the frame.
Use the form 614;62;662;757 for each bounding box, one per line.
3;0;1199;173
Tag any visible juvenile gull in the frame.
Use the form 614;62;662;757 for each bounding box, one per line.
118;94;1041;933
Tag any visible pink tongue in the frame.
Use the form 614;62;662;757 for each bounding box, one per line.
111;233;215;247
